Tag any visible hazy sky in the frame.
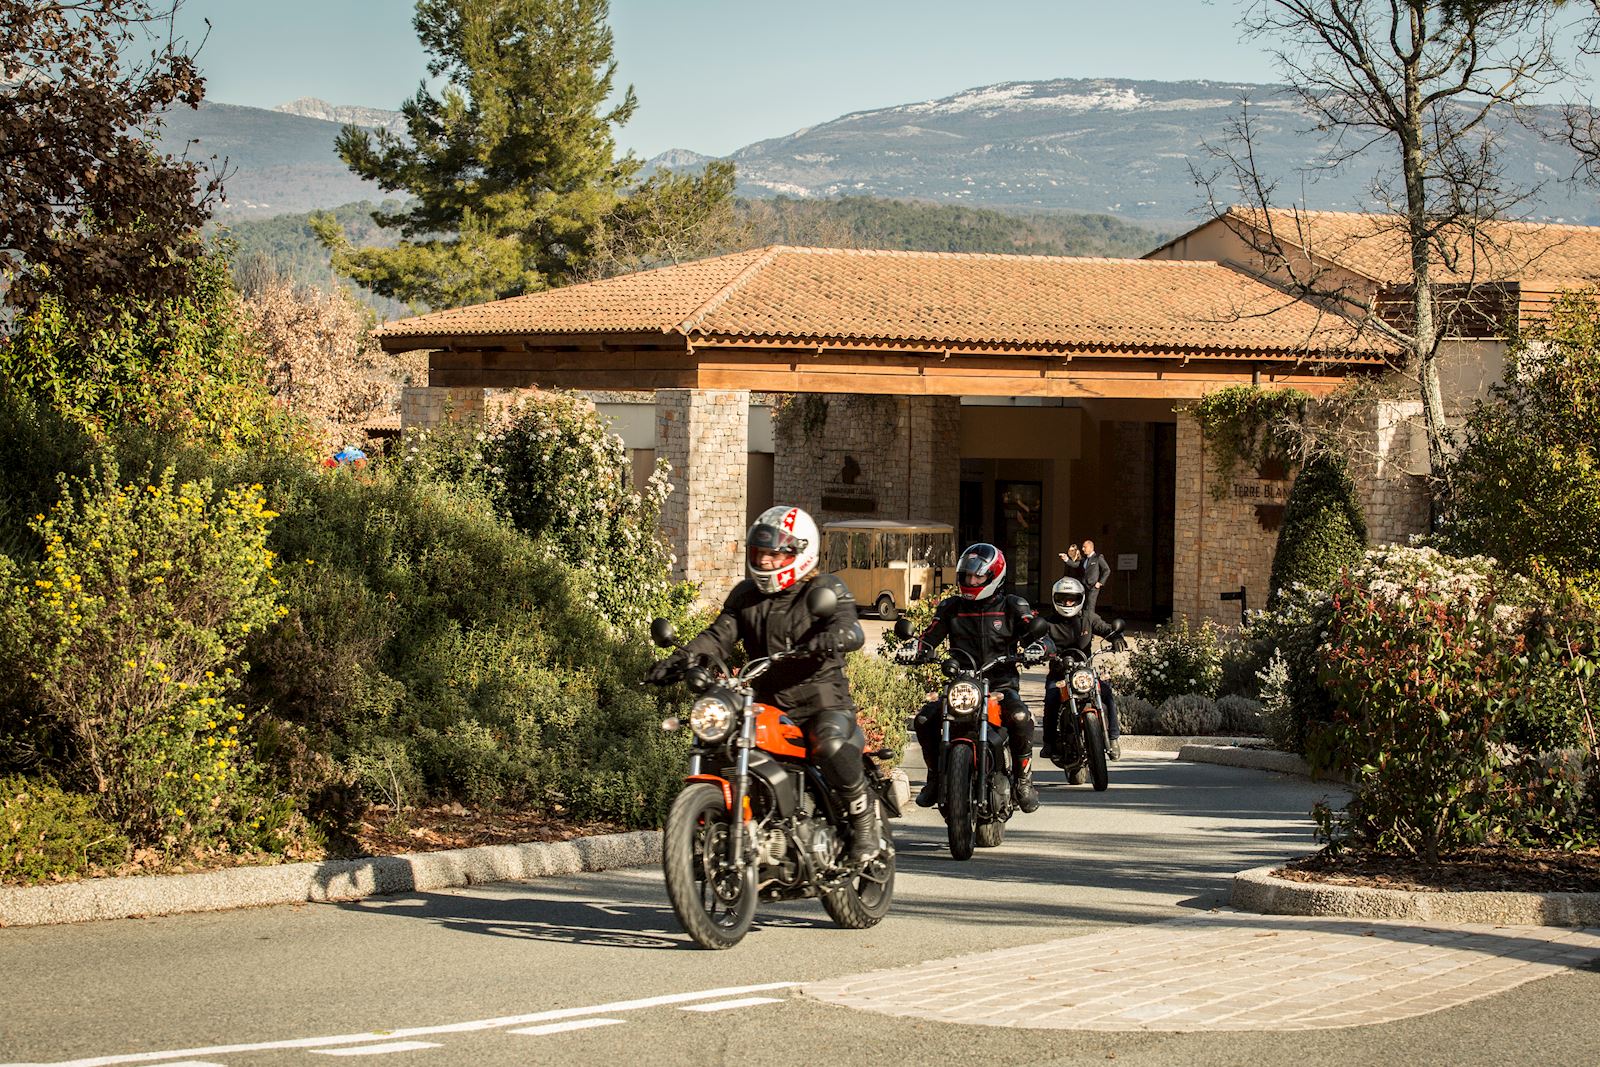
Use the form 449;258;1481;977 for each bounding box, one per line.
173;0;1286;157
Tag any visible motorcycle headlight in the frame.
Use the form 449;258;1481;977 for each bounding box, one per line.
1069;668;1097;697
945;681;982;717
688;695;735;743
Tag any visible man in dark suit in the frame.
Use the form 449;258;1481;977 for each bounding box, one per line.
1081;539;1110;619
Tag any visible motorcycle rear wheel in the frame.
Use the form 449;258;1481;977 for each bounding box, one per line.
1084;713;1110;792
944;743;976;861
975;818;1006;848
663;783;757;950
822;799;896;929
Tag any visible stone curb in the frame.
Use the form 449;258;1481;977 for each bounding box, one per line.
0;830;662;929
1178;743;1324;778
1118;734;1264;753
1231;863;1600;926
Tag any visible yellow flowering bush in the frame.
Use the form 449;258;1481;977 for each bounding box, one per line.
0;465;289;854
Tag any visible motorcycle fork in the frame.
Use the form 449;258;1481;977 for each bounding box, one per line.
976;681;991;817
727;693;756;867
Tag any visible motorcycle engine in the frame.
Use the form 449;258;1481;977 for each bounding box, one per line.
989;771;1011;812
793;817;838;871
757;826;788;867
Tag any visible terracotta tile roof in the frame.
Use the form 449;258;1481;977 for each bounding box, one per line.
1207;207;1600;289
376;245;1395;360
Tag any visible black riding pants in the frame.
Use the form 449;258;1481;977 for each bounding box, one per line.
914;687;1034;775
1043;679;1122;747
800;707;867;795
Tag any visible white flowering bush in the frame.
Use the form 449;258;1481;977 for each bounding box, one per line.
1127;615;1223;704
484;391;690;630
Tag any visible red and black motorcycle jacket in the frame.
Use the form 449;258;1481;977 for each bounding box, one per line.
681;574;863;721
915;592;1041;691
1040;609;1116;682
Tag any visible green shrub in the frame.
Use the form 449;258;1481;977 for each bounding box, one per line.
1316;557;1598;861
1156;695;1222;735
1126;615;1223;704
1217;695;1266;736
845;651;918;766
0;775;130;885
1439;292;1600;584
240;455;690;828
1117;695;1157;734
1268;453;1367;604
0;465;290;855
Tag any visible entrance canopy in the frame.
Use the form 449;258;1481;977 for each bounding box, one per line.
375;246;1397;399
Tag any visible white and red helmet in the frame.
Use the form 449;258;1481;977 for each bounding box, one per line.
747;505;820;594
956;543;1007;600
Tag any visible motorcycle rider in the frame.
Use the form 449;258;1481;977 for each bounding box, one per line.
1038;576;1129;762
900;543;1047;814
644;505;880;866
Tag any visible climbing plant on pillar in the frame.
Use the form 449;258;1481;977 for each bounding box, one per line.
1189;385;1314;501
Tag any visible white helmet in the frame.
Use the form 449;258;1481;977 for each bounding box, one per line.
746;505;820;594
1052;576;1086;618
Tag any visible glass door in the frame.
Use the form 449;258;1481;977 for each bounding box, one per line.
994;480;1043;603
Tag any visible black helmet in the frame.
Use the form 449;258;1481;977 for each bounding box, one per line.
955;543;1006;600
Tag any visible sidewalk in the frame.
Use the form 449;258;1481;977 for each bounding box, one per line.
805;910;1600;1031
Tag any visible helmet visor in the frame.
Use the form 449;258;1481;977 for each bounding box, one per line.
747;522;805;573
1053;588;1085;614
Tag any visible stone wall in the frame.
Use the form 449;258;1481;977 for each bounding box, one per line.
773;394;960;527
400;386;535;428
1173;400;1434;628
656;389;749;594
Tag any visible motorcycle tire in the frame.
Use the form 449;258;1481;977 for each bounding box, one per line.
1084;713;1110;792
944;743;977;861
1068;765;1089;786
822;799;896;929
975;819;1006;848
662;783;757;950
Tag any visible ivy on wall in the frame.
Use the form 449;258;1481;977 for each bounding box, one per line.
1189;385;1315;500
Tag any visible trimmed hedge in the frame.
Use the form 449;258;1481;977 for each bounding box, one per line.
1268;453;1367;605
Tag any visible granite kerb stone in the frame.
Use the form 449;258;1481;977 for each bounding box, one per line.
1232;863;1600;926
0;830;663;928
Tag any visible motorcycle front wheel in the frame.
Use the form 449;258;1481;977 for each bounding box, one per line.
822;799;896;929
944;743;977;861
1083;712;1110;792
662;783;757;950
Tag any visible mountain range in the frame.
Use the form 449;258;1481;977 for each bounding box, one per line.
159;78;1599;225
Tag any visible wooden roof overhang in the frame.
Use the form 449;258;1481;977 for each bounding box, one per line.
392;330;1387;400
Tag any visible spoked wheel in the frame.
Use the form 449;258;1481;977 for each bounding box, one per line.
1083;713;1110;792
662;784;757;949
822;800;896;929
944;743;976;861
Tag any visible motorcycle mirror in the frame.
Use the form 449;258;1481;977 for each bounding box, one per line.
893;617;915;639
1111;618;1126;635
805;582;838;620
1024;614;1049;640
649;618;677;648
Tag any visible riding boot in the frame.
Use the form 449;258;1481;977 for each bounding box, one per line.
843;784;880;865
915;771;940;808
1012;756;1041;813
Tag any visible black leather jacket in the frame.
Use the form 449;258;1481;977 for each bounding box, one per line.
1040;609;1116;681
682;573;863;719
915;592;1041;691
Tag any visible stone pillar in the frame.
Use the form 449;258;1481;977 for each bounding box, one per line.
656;389;750;595
400;386;537;429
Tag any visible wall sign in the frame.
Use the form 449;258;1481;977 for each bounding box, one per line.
1117;553;1138;571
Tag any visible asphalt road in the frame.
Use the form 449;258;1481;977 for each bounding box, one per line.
3;753;1597;1067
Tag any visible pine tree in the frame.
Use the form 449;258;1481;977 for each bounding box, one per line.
313;0;640;309
1268;454;1369;604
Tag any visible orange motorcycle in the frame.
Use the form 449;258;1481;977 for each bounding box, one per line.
647;587;897;950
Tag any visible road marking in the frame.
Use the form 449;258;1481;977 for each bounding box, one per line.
508;1019;626;1036
310;1043;441;1057
7;983;798;1067
680;997;784;1013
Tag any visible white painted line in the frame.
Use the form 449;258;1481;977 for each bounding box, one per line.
680;997;785;1013
508;1019;625;1036
9;982;798;1067
310;1043;440;1057
159;1062;229;1066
